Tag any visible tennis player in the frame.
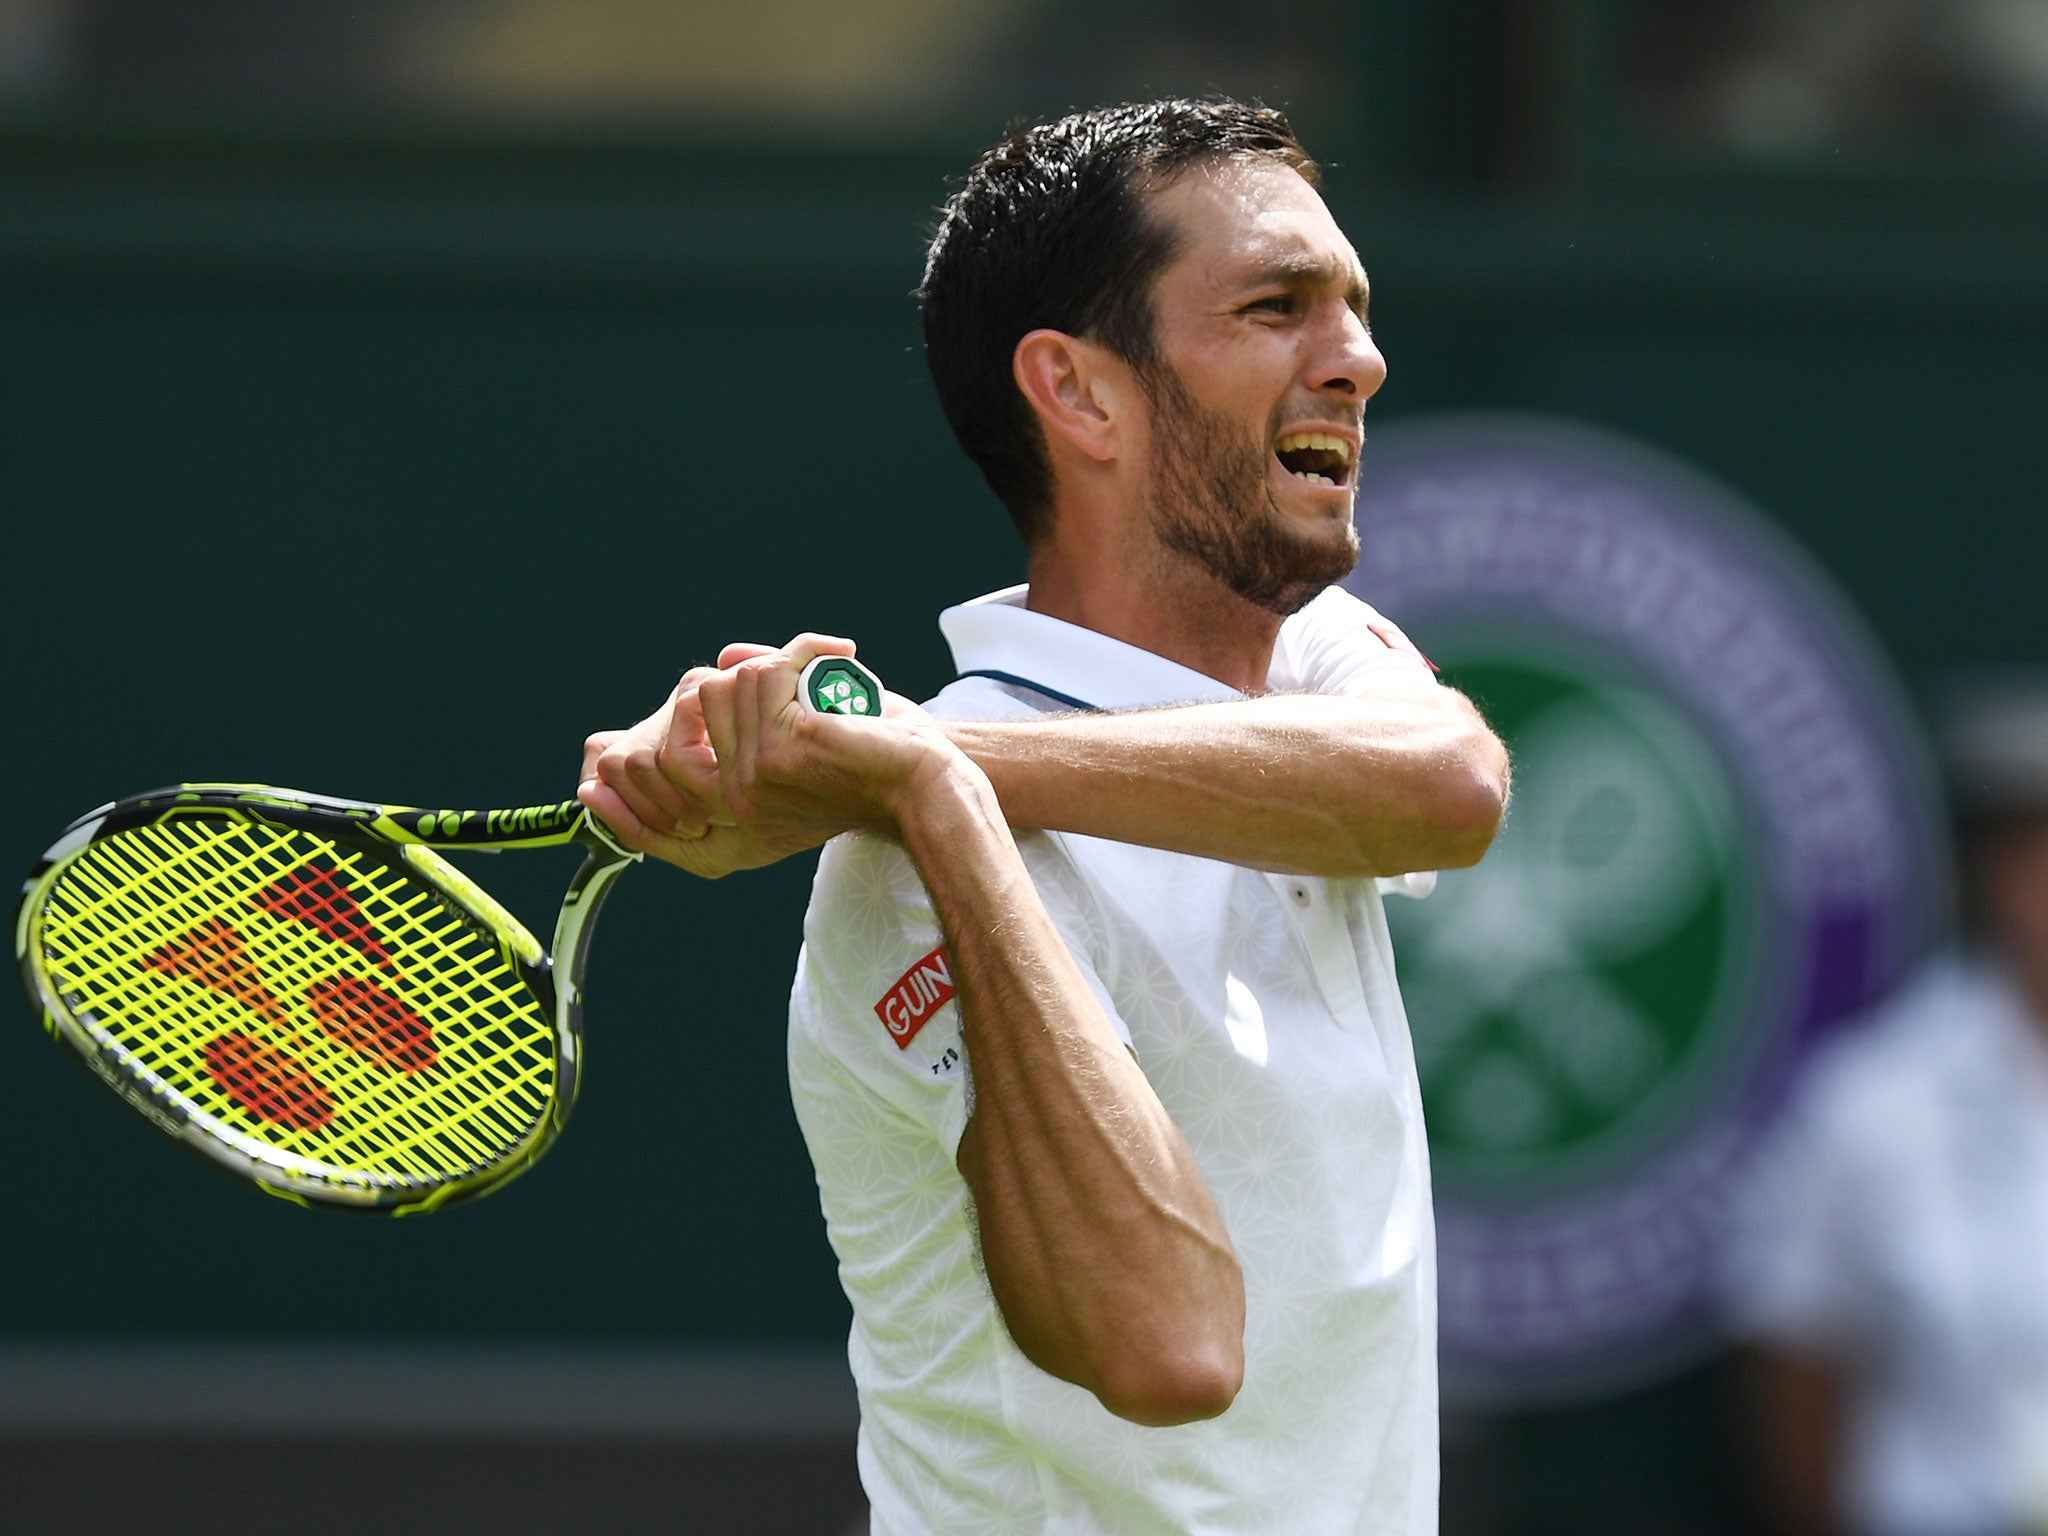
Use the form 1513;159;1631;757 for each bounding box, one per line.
582;99;1508;1534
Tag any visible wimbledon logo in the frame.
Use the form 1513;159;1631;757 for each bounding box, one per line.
1346;417;1946;1401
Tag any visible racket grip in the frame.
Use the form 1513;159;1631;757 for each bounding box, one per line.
797;655;886;719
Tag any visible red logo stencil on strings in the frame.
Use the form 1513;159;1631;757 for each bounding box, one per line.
145;918;290;1028
875;946;955;1050
308;975;439;1074
203;1030;334;1131
254;862;394;970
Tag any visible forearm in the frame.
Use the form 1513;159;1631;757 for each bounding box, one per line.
1746;1346;1844;1536
896;769;1244;1426
945;686;1508;879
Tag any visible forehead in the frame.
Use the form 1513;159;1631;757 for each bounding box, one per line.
1145;158;1362;297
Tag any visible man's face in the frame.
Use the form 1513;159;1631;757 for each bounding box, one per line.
1133;159;1387;616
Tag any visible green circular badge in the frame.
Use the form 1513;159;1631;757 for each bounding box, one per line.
801;657;883;718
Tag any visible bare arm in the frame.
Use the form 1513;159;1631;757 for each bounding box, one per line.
583;643;1507;879
947;678;1507;877
1742;1345;1845;1536
904;769;1245;1426
676;644;1244;1426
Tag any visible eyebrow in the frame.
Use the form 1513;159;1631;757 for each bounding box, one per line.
1243;253;1371;317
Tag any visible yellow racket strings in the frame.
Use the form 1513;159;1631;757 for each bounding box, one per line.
45;821;548;1183
36;815;559;1188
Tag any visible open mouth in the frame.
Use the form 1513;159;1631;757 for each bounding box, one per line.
1274;430;1355;489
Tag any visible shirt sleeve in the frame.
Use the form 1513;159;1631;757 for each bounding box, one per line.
1270;585;1438;696
1718;1058;1873;1353
1272;587;1442;900
790;829;1126;1161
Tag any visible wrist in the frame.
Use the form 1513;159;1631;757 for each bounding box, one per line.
887;737;1005;850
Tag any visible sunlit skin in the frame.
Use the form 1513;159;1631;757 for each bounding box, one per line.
1980;815;2048;1033
569;152;1510;1427
1021;158;1387;693
580;157;1499;889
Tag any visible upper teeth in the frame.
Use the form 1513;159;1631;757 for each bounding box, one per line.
1275;431;1354;464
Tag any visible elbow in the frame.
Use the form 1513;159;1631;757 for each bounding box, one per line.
1003;1284;1247;1426
1083;1276;1247;1425
1091;1334;1245;1427
1329;700;1511;878
1429;736;1510;870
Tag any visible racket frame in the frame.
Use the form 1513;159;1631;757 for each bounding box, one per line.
15;784;639;1213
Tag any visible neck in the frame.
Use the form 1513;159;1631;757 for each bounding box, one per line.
1025;538;1285;696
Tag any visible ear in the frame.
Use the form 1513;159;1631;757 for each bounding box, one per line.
1012;329;1131;465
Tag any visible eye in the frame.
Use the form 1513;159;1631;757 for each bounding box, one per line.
1245;294;1296;317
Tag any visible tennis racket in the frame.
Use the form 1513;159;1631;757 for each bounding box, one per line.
14;654;886;1214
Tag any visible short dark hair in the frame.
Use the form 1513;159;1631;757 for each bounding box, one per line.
919;98;1319;546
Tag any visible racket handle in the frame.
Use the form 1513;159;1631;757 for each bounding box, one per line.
797;655;885;719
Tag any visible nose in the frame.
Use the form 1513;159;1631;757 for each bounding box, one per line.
1311;307;1387;403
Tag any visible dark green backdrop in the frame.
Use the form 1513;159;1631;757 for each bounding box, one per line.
3;141;2044;1531
5;140;2044;1349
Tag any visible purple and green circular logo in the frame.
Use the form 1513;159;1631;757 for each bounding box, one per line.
1346;416;1947;1401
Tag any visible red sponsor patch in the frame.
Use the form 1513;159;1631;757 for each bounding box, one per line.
1368;618;1438;673
874;945;955;1050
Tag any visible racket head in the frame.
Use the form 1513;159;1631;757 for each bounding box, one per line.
15;785;619;1213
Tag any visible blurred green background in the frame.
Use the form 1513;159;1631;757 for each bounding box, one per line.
1;1;2044;1530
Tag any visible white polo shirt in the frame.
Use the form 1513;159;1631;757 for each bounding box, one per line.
1722;957;2048;1536
788;584;1441;1536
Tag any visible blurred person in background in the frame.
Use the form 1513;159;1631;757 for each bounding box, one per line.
1722;680;2048;1536
1627;0;2048;152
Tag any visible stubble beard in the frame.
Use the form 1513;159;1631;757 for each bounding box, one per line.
1140;366;1360;618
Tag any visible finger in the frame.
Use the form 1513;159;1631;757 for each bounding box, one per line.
646;691;721;842
715;641;782;669
778;632;859;672
596;764;674;841
650;676;716;777
581;729;624;785
726;657;769;819
654;731;722;837
577;778;661;850
698;667;741;796
578;782;715;879
597;736;691;836
747;643;815;768
619;742;697;831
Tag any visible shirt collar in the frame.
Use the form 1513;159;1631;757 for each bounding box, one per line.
937;584;1246;711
